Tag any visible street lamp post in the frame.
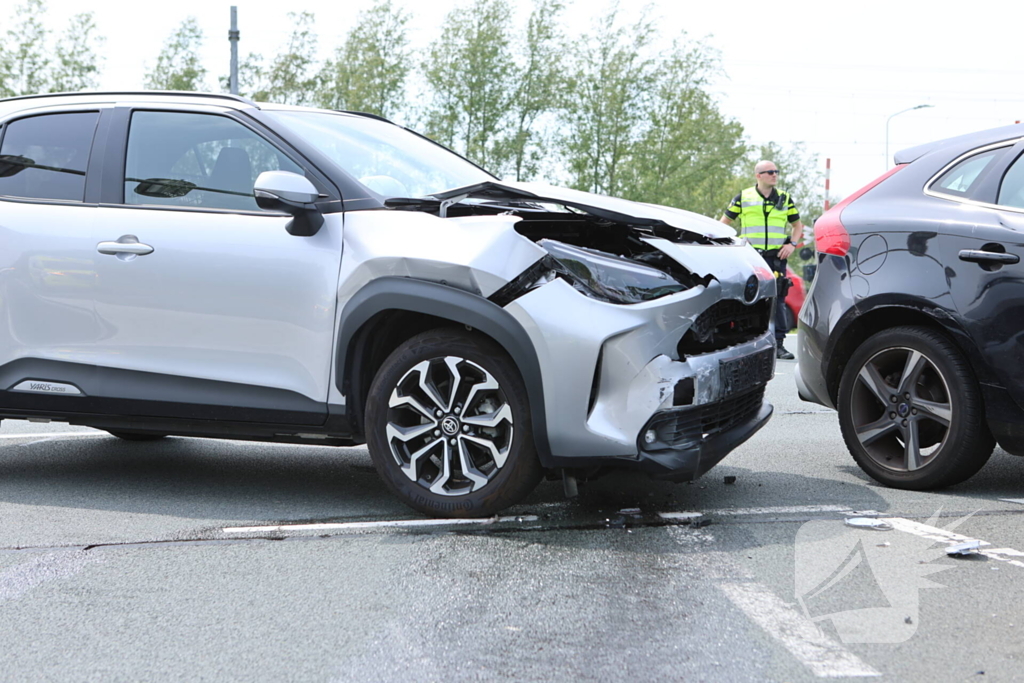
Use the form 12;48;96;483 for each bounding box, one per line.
886;104;934;170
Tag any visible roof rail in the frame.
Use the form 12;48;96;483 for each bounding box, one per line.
338;110;394;124
0;90;258;107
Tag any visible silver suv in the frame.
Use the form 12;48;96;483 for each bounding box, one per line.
0;91;777;516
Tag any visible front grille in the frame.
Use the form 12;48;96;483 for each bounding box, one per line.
643;386;766;450
678;299;772;356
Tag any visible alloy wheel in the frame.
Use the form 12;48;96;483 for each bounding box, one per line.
385;356;514;496
849;346;953;472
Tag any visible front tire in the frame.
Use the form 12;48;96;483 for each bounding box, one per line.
837;326;994;489
365;329;543;517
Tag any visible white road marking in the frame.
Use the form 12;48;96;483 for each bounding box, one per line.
232;505;855;536
223;515;539;534
657;511;704;520
884;517;1024;570
0;551;101;604
719;581;881;678
999;498;1024;505
0;431;104;440
710;505;853;516
18;438;57;447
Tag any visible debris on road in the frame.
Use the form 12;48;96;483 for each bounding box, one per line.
724;476;737;485
844;517;893;531
946;540;982;557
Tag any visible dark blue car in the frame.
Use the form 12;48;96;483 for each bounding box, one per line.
797;124;1024;489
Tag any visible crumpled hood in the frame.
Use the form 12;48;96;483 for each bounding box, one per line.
432;180;737;241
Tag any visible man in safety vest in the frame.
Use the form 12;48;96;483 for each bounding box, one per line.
719;160;805;360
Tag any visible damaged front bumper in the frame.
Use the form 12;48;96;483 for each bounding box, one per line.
502;240;777;481
636;370;774;481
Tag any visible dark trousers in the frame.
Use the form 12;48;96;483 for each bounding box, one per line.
759;249;790;346
775;292;789;345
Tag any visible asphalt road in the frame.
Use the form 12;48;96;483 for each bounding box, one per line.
2;356;1024;682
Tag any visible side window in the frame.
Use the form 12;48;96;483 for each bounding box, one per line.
997;152;1024;210
124;111;305;211
0;112;99;202
931;148;1002;198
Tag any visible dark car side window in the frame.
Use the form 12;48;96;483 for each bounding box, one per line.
931;148;1003;198
997;152;1024;210
124;111;304;212
0;112;99;202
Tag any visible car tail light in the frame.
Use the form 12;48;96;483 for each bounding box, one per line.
814;165;906;257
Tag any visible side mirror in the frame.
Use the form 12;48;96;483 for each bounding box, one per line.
254;170;324;237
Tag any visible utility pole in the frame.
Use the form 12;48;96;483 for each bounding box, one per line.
824;158;831;212
229;6;239;95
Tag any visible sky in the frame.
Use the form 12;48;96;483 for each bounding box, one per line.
17;0;1024;207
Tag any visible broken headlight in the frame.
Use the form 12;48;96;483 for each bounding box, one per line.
539;239;687;304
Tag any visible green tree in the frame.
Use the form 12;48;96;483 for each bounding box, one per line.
559;10;657;196
49;13;104;93
498;0;566;181
1;0;50;97
145;18;207;91
316;0;411;119
422;0;515;173
242;12;319;105
619;40;748;216
754;141;829;228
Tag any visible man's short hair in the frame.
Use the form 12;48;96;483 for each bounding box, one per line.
754;160;775;174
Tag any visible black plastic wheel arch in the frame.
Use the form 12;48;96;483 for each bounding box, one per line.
335;277;552;465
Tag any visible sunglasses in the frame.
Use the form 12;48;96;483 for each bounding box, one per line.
759;170;780;175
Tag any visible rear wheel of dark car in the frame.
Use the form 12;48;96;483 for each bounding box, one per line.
838;326;994;489
365;329;543;517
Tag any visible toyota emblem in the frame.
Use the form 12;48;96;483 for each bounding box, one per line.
441;416;460;435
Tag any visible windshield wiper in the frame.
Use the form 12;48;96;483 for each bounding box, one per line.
384;196;441;212
384;193;469;218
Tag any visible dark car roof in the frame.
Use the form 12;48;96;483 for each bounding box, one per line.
895;123;1024;165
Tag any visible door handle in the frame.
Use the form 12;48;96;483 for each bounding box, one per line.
958;249;1019;265
97;235;154;259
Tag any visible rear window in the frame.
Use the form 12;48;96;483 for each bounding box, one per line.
931;148;1003;197
0;112;99;202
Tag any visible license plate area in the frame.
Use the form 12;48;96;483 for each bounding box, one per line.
719;347;774;396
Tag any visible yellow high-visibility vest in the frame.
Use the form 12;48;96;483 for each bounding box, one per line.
738;186;791;250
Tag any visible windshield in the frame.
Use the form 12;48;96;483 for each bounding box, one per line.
265;110;493;199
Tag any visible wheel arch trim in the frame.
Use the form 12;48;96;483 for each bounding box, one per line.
335;277;552;464
823;294;987;404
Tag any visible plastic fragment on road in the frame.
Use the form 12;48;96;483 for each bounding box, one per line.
946;540;982;557
844;517;893;531
724;476;737;485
